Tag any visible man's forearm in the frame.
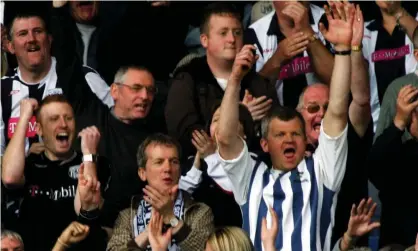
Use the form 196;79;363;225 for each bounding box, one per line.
2;117;29;186
349;51;371;137
258;53;282;80
398;10;418;40
307;39;334;85
323;49;351;136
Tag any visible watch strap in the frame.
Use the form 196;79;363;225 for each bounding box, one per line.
83;154;97;163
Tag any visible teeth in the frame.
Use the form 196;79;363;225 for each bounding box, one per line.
57;133;68;136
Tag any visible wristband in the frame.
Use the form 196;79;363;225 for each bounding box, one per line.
352;45;363;52
334;49;351;56
79;207;100;220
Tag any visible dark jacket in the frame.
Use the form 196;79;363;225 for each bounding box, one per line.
165;56;278;157
368;123;418;247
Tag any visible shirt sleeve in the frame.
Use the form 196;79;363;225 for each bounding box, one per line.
179;166;203;194
313;123;348;191
217;139;256;205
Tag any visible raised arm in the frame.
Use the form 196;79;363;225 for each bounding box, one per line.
349;4;371;138
217;44;257;160
319;2;354;136
391;3;418;40
1;98;38;188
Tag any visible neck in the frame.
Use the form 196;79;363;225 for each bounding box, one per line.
44;149;73;161
380;9;397;26
19;58;52;83
206;55;234;79
112;106;133;125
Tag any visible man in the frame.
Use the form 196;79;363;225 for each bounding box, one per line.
296;4;373;246
0;9;112;157
362;1;418;131
1;230;24;251
368;85;418;247
374;26;418;143
166;3;278;158
245;1;334;108
216;2;353;250
107;133;214;251
1;95;109;251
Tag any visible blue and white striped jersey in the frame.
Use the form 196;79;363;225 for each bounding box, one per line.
219;124;348;251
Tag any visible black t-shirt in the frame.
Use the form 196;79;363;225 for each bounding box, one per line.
331;120;374;247
17;151;110;251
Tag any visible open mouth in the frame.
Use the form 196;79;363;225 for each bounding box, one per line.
313;122;321;133
134;103;148;111
162;178;173;184
27;45;40;52
56;132;69;144
283;147;296;158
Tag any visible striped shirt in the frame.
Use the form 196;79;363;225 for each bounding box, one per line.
219;124;348;251
0;57;114;156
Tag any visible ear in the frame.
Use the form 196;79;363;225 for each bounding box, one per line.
260;138;269;153
110;83;119;101
138;168;146;182
7;40;15;54
200;33;208;48
35;121;43;137
48;34;53;45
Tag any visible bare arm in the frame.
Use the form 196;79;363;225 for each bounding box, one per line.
2;99;38;187
217;45;257;160
320;2;354;136
397;8;418;40
349;5;371;138
306;36;334;85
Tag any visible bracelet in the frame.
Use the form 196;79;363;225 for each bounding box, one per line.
352;45;363;52
334;49;351;56
57;238;69;248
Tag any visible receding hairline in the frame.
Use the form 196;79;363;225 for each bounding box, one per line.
297;83;329;110
9;15;47;38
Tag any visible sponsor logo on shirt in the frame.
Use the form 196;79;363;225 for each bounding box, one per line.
44;88;63;97
68;165;80;180
279;56;313;80
7;116;37;139
9;90;20;96
371;45;410;62
28;184;76;200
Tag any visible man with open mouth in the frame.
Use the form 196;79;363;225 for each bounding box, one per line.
215;2;354;250
1;94;110;251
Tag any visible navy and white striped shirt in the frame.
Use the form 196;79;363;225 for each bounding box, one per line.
219;124;348;251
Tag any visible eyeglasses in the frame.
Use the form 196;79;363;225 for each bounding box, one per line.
116;83;158;95
302;103;328;114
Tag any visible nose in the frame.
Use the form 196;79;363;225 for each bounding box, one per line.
226;31;236;43
28;30;36;42
317;106;326;118
58;117;68;128
137;87;149;100
284;133;293;142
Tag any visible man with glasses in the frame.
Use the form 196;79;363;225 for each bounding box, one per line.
75;65;160;230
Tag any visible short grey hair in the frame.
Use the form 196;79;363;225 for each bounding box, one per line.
260;106;306;139
1;229;24;245
113;65;152;84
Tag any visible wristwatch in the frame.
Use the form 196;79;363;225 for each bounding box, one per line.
309;33;319;43
83;154;98;163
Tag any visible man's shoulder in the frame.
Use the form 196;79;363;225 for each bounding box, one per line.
248;11;275;35
387;73;418;92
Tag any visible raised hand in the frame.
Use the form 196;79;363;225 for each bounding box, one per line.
230;44;258;82
276;32;310;63
192;130;216;159
261;207;279;251
78;126;100;155
319;1;355;49
143;185;178;223
149;209;172;251
281;2;312;35
351;4;364;47
394;85;418;130
58;221;90;246
346;198;380;238
19;98;38;121
242;91;273;121
29;142;45;155
52;0;68;8
78;163;101;211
